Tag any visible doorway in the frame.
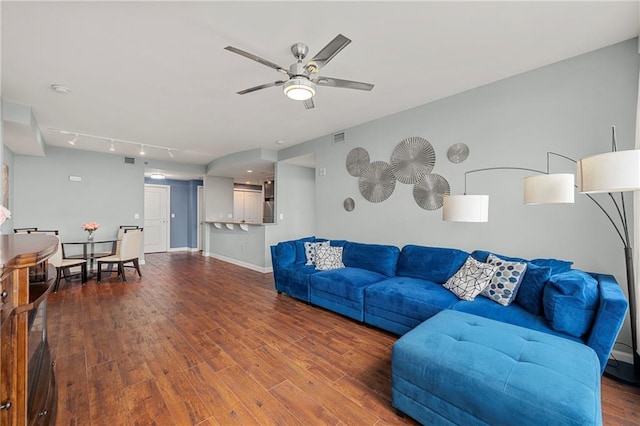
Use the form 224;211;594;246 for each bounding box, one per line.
197;185;204;251
144;184;170;253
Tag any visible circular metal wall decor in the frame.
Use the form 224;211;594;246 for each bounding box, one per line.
447;143;470;164
346;147;371;177
343;197;355;212
413;173;450;210
359;161;396;203
390;136;436;184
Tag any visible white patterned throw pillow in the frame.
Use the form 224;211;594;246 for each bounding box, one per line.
314;246;345;271
481;254;528;306
304;241;329;265
444;256;498;301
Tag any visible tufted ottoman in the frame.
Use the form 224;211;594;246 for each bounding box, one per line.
392;310;602;426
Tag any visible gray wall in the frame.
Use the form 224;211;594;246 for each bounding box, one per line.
204;175;233;221
14;146;144;240
310;38;639;348
2;146;14;233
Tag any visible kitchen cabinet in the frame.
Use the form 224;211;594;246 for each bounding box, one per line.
234;190;263;223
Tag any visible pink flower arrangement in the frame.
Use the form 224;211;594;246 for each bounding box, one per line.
82;222;100;232
0;206;11;225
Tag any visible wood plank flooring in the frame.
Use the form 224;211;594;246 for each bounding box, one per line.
47;252;640;425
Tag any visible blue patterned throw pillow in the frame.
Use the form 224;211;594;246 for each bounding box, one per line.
444;256;498;301
304;241;329;265
481;254;528;306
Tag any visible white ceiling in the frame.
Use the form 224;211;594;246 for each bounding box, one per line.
2;1;639;179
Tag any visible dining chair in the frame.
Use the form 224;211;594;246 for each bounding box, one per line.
112;225;142;255
96;229;143;283
14;227;38;233
49;236;87;292
27;229;59;235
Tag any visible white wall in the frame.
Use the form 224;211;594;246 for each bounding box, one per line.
308;38;639;349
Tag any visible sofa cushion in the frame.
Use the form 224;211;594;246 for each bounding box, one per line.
277;264;322;301
543;270;599;338
274;241;297;266
471;250;526;264
293;236;317;264
304;241;329;265
314;246;345;271
392;310;601;426
515;263;552;315
364;277;460;332
444;257;498;301
342;242;400;277
480;254;527;306
531;258;573;275
398;245;468;283
310;267;387;301
451;297;583;343
471;250;552;315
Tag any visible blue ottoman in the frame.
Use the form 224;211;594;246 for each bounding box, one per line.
392;310;602;426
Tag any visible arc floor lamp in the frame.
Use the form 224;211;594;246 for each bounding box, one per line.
443;127;640;386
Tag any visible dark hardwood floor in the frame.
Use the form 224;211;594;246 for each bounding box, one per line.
47;252;640;425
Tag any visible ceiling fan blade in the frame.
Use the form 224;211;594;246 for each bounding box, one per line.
224;46;290;76
303;98;315;109
237;81;285;95
313;76;374;91
309;34;351;70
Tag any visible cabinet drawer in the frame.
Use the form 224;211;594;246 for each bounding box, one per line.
0;272;15;324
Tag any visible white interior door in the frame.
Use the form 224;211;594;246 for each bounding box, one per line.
197;186;204;251
144;184;169;253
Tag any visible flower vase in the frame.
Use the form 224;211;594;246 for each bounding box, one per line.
87;231;95;241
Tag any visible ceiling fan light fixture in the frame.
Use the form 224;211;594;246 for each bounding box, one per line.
283;78;315;101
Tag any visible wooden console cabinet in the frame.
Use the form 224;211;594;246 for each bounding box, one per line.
0;234;58;425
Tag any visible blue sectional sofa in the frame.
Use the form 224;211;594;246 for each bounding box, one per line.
271;237;629;372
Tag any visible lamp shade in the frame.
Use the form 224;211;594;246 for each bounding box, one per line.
577;150;640;193
442;195;489;222
523;173;575;204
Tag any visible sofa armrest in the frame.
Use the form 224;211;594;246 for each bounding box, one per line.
586;273;629;373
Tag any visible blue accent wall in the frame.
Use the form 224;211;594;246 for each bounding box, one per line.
145;178;203;249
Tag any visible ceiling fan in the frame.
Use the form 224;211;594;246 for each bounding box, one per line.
224;34;374;109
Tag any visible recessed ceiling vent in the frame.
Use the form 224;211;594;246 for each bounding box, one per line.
333;132;345;144
124;157;135;164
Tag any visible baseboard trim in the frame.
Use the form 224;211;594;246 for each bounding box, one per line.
203;252;272;274
610;349;634;365
168;247;188;252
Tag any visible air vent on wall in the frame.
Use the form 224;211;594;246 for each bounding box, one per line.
124;157;135;164
333;132;345;143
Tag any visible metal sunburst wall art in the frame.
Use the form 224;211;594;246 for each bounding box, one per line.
358;161;396;203
447;143;470;164
346;147;371;177
413;173;451;210
345;137;459;211
390;136;436;184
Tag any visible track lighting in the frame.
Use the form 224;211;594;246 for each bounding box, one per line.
49;128;178;158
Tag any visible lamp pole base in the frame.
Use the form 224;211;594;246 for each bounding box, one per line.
604;360;640;387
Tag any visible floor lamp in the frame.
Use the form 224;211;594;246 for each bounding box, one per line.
442;127;640;386
577;129;640;386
